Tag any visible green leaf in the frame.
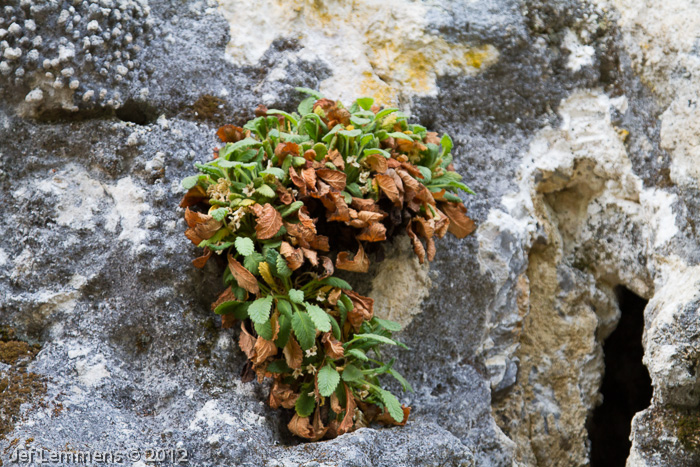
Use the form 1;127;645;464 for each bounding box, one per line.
417;166;432;182
341;363;364;383
319;277;352;290
386;131;413;141
440;133;453;156
256;184;276;198
340;294;354;312
389;369;414;393
295;389;316;417
330;315;341;340
210;207;229;222
347;333;397;347
267;359;291;374
213;301;249;321
375;108;399;121
373;318;402;332
318;365;340;397
356;97;374;111
243;252;264;275
234;237;255;257
305;303;331;332
274;254;291;278
363;148;391;159
298;96;315;116
339;129;362;138
266;109;298;127
279;201;303;218
182;175;200;190
292;311;316;350
289;289;305;304
260;167;286;179
379;389;404;423
275;314;292;349
254;320;273;340
248;296;273;325
295;87;324;99
277;299;293;320
346;348;368;362
448;180;476;195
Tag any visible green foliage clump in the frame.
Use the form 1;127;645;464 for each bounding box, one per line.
180;88;475;439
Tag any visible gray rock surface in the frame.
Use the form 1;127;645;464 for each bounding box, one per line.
1;0;699;466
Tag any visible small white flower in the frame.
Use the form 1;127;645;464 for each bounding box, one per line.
242;182;255;197
292;368;303;379
316;290;326;302
305;346;317;357
306;364;318;375
358;170;370;184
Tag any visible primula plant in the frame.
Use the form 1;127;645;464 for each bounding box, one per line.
180;88;475;440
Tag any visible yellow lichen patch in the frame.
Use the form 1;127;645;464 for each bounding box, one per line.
217;0;499;103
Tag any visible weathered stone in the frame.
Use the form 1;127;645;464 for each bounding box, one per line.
1;0;700;465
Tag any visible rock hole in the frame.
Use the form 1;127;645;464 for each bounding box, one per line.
588;286;652;466
115;100;158;125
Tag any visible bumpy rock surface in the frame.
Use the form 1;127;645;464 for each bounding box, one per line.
1;0;699;466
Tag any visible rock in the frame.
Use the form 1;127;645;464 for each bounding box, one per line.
1;0;700;466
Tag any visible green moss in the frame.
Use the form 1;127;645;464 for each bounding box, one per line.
0;333;46;439
678;414;700;451
192;95;227;122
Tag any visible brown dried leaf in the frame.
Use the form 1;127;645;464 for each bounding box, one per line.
269;379;299;409
239;322;256;359
193;248;213;269
356;222;386;242
301;247;318;266
288;414;315;440
319;256;335;279
424;131;440;145
303;149;317;161
316;169;347;191
193;217;222;240
364;153;388;173
321;332;344;359
376;405;411;426
426;236;436;262
441;202;476;238
227;253;260;295
184;207;210;228
327;288;341;306
211;286;236;311
375;173;402;206
289;166;306;192
351;197;382;213
253;336;277;365
221;314;237;329
413;217;434;239
251;203;283;240
310;235;330;252
326;149;345;170
406;223;426;264
330;392;342;414
179;185;208;208
280;241;304;270
270;311;280;342
337;383;356;435
216;125;247;143
283;335;303;369
322;192;351;223
345;290;374;330
336;243;369;273
311;406;329;441
301;167;317;190
275;142;299;159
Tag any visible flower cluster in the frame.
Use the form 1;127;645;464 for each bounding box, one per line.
180;89;475;440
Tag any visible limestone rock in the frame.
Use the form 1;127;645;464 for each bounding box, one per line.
1;0;699;466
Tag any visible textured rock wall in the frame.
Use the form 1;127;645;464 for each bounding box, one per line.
1;0;700;466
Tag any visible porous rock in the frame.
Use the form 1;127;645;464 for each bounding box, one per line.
1;0;699;466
